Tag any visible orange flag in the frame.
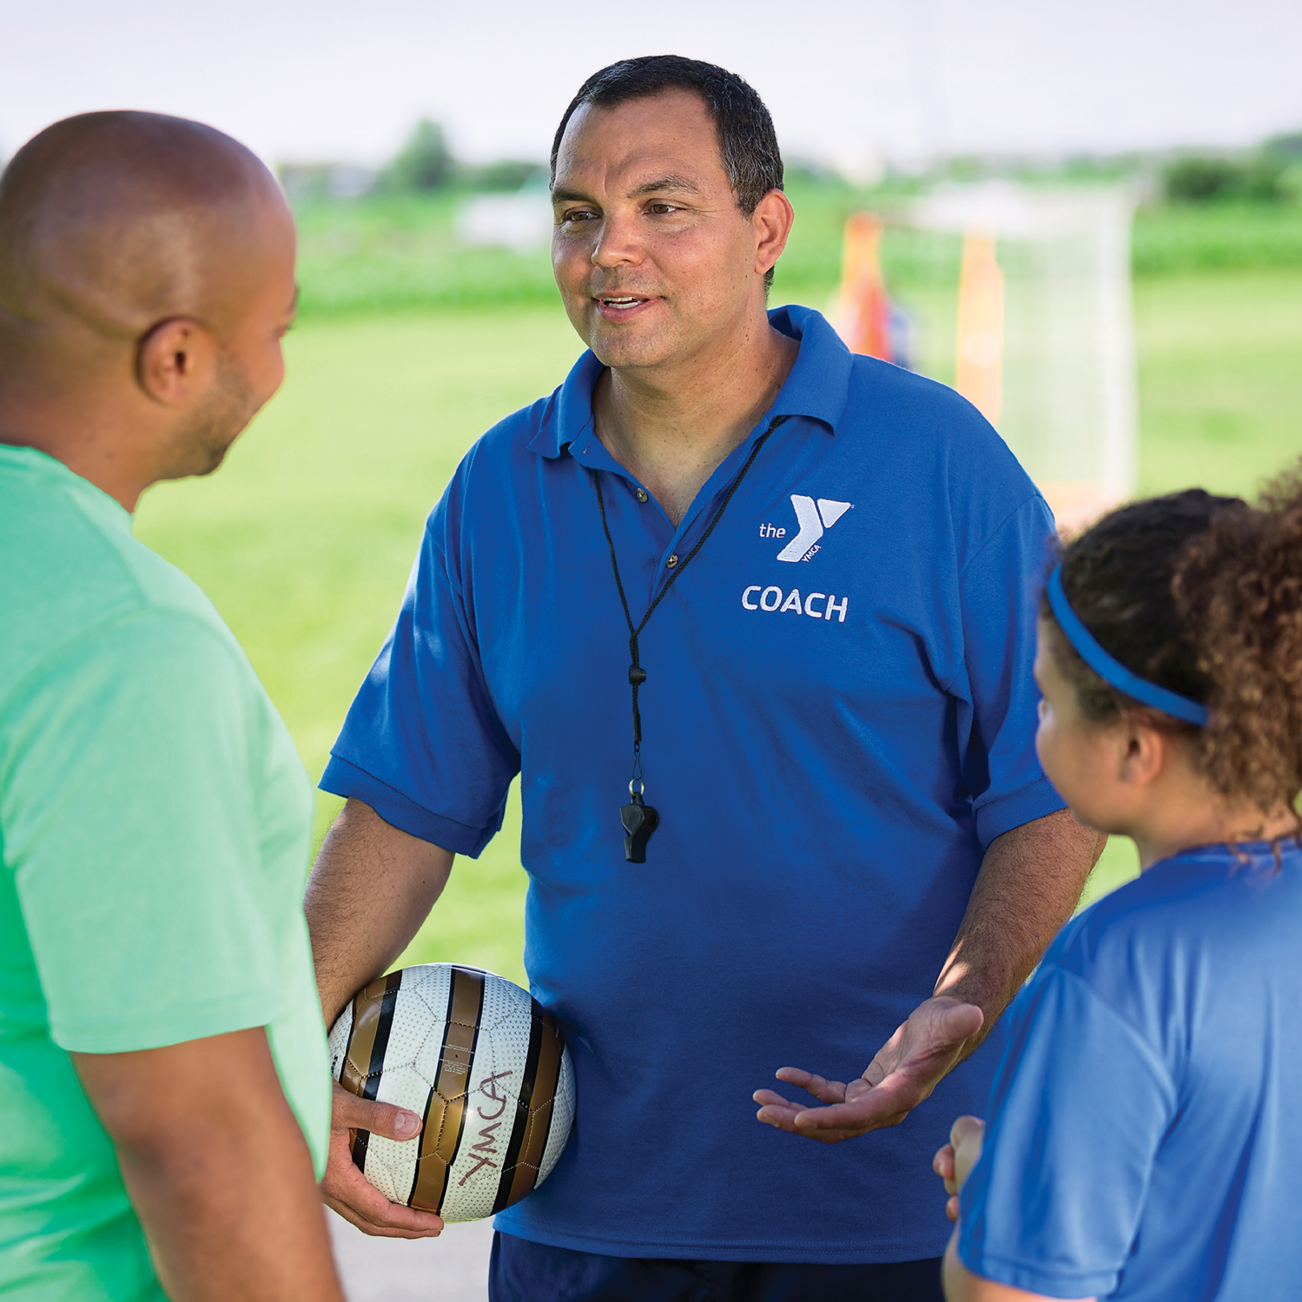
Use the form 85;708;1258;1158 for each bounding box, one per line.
955;232;1004;424
838;213;893;361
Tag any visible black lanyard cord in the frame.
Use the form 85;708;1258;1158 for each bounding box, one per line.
591;415;786;787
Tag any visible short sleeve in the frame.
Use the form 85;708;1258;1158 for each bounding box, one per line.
4;610;284;1053
958;962;1175;1298
959;495;1066;847
320;494;520;855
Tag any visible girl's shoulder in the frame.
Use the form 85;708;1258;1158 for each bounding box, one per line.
1041;839;1302;1055
1060;840;1301;956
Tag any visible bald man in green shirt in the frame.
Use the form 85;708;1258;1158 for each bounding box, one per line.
0;112;362;1301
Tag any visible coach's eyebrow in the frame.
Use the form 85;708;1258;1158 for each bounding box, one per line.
551;175;702;206
629;174;700;197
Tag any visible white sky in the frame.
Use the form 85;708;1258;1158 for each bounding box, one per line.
1;0;1299;170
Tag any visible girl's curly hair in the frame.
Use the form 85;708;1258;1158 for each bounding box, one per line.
1042;466;1302;814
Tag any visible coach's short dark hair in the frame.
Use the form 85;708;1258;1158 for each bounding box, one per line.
550;56;785;285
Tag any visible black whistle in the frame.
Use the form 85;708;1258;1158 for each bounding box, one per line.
620;791;659;863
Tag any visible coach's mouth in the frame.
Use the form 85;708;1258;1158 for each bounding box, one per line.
593;293;657;322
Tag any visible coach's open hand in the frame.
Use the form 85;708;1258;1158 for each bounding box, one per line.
753;996;984;1143
323;1082;445;1237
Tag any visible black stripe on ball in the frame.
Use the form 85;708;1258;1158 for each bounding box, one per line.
353;969;404;1173
491;1002;545;1213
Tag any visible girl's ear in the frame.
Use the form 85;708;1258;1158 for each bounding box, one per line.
1118;716;1169;789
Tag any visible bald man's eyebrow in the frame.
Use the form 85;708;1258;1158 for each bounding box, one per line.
551;186;592;205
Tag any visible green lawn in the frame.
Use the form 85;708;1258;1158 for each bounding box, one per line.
1135;270;1302;498
133;269;1302;978
1067;268;1302;905
134;307;583;982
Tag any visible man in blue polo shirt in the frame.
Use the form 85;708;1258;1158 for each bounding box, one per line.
307;56;1099;1300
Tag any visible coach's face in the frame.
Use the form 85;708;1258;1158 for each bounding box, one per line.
551;90;785;373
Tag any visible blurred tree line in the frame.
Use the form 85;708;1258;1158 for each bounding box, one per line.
281;118;544;201
288;115;1302;208
383;118;543;193
1164;134;1302;204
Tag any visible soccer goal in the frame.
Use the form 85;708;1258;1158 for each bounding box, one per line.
835;183;1139;534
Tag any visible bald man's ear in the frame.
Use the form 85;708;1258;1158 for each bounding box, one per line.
136;318;218;406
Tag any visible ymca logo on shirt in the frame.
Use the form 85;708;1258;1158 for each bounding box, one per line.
758;495;853;563
745;494;854;625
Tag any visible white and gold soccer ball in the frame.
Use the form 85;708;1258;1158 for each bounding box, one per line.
329;963;575;1222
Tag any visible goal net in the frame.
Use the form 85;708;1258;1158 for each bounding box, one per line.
834;183;1139;534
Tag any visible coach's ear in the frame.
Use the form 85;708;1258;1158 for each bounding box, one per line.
752;188;795;278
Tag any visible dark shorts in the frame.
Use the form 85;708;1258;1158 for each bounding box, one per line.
489;1232;945;1302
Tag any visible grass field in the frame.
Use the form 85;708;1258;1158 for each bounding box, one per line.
133;268;1302;983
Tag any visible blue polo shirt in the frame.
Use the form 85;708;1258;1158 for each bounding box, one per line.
322;305;1063;1263
959;841;1302;1300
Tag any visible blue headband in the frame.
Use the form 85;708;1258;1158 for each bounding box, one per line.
1046;566;1210;727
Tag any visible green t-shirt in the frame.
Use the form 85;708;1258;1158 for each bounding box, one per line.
0;446;331;1299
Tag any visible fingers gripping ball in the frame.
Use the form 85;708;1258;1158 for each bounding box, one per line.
329;964;576;1223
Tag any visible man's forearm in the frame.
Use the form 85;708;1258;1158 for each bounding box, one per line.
74;1028;343;1302
752;813;1101;1142
935;809;1102;1048
305;797;454;1022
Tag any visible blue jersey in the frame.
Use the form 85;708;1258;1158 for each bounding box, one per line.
323;305;1063;1263
959;840;1302;1299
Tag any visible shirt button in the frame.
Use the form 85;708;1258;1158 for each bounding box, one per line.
636;488;649;503
665;554;679;568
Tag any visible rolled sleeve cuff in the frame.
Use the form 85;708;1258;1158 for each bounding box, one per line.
958;1232;1119;1299
972;775;1067;850
319;755;501;857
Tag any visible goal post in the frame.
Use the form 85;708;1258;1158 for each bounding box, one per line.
835;183;1139;534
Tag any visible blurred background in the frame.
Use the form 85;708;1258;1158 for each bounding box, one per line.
4;0;1299;1049
3;1;1298;1290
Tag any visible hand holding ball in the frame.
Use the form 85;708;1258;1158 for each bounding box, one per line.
329;964;575;1223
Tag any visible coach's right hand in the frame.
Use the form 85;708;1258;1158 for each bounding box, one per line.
323;1082;445;1237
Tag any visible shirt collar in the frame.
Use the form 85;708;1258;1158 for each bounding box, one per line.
527;304;854;460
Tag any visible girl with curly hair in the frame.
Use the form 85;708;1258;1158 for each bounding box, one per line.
934;469;1302;1302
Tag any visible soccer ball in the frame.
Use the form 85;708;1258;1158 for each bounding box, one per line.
329;963;575;1222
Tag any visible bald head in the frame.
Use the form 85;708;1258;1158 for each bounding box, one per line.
0;111;291;384
0;112;298;509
